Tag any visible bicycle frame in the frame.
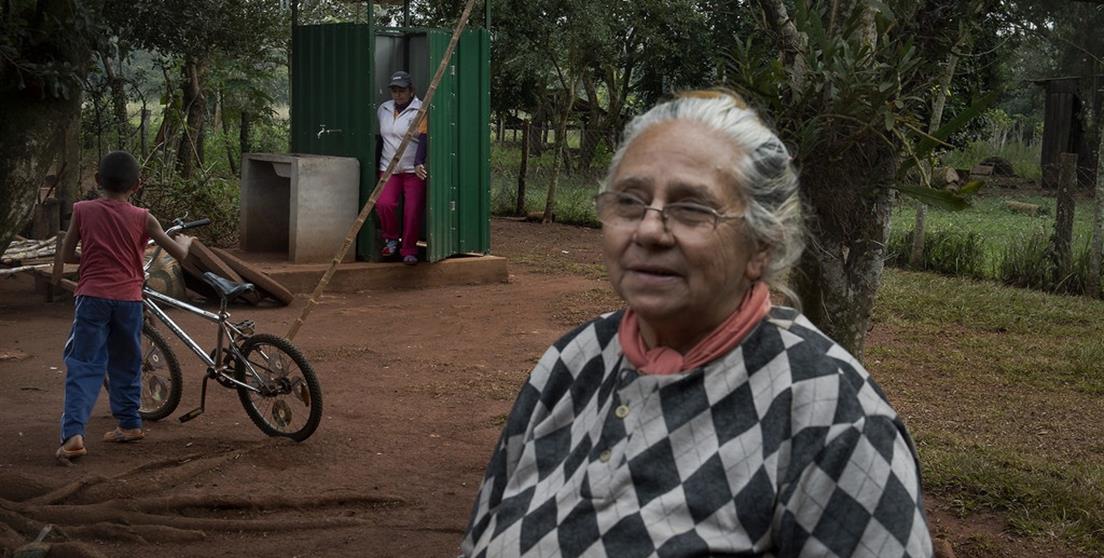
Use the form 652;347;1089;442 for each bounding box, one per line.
142;287;262;393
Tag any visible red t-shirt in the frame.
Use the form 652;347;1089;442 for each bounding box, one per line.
73;198;150;301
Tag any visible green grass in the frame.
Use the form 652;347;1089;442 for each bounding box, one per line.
491;143;603;227
870;270;1104;553
942;139;1043;180
891;194;1099;278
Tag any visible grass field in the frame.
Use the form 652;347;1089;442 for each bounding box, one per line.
890;193;1099;275
871;270;1104;555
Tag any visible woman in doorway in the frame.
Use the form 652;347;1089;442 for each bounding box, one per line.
376;70;428;265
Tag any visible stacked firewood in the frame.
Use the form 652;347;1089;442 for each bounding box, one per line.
1;236;58;267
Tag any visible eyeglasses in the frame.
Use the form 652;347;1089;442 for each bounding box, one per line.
594;191;743;233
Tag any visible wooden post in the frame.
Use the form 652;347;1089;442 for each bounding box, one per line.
285;0;480;342
516;119;530;216
44;230;66;302
1052;152;1078;284
31;199;60;240
140;107;150;159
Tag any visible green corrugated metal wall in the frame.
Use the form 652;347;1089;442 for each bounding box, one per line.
425;28;491;261
290;23;378;260
291;23;490;262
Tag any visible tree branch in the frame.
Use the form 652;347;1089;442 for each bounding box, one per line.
754;0;808;89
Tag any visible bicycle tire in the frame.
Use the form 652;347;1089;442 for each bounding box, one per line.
139;323;183;421
234;333;322;441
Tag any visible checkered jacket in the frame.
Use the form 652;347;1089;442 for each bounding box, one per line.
461;307;932;558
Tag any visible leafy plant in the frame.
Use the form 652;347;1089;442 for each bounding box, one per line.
889;227;986;278
137;167;240;247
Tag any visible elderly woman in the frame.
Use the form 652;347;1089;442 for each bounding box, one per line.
461;90;931;557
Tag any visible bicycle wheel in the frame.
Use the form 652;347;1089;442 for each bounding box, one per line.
139;323;183;421
234;333;322;441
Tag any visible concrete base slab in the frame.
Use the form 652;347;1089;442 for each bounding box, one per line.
234;252;509;294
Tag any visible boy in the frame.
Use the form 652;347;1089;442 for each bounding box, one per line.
56;151;192;463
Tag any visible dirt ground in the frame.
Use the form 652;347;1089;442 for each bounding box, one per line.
0;219;1086;557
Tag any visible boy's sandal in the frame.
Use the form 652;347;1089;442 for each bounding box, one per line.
103;427;145;443
56;443;87;464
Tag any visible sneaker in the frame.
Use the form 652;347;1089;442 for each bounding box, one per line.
381;239;399;257
403;255;418;266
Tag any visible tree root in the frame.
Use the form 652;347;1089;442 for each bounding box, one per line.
18;502;372;532
23;476;107;507
0;443;401;552
0;473;53;503
124;493;404;513
32;541;109;558
62;523;205;544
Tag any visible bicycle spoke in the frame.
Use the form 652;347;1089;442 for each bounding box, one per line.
235;335;321;441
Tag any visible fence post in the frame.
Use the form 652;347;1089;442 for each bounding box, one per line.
1052;152;1077;285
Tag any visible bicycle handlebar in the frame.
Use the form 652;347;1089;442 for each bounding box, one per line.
161;217;210;238
179;218;211;230
148;217;210;251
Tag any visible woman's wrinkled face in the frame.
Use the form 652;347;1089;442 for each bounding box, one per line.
390;86;413;105
603;120;767;342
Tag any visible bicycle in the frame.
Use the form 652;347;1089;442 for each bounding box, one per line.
135;218;323;441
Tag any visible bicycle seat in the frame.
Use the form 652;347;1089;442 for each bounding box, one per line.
201;272;256;301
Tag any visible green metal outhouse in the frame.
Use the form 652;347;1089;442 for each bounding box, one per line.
289;2;491;262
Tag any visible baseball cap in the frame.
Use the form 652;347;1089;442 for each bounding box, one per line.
388;71;412;88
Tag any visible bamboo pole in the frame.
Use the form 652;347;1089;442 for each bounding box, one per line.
285;0;480;342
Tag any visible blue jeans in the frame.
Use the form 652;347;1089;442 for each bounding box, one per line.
60;296;143;442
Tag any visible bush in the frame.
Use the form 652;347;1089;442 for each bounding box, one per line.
491;143;603;226
995;232;1103;296
137;171;240;247
888;227;986;278
996;230;1052;291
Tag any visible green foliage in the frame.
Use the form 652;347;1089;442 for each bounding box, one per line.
137;163;240;246
0;0;110;99
103;0;284;63
491;144;602;227
888;227;986;278
995;229;1053;290
891;194;1103;296
996;231;1103;297
942;138;1042;180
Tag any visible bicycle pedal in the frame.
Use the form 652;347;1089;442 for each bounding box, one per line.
179;407;204;423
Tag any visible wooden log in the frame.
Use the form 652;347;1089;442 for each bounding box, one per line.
1003;200;1046;217
209;247;294;307
183;239;262;305
0;264;52;276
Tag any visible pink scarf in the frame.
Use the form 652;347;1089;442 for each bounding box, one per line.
618;282;771;375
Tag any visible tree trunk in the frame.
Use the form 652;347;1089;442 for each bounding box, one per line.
1051;152;1077;286
755;0;808;89
516;119;530;216
1090;138;1104;298
100;52;130;150
1087;68;1103;298
0;90;82;258
140;106;150;159
496;112;504;143
240;110;252;157
177;57;207;179
543;85;579;224
218;92;239;176
576;75;603;172
910;50;959;268
793;139;896;360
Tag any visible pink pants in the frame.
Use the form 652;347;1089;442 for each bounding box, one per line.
376;172;426;258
